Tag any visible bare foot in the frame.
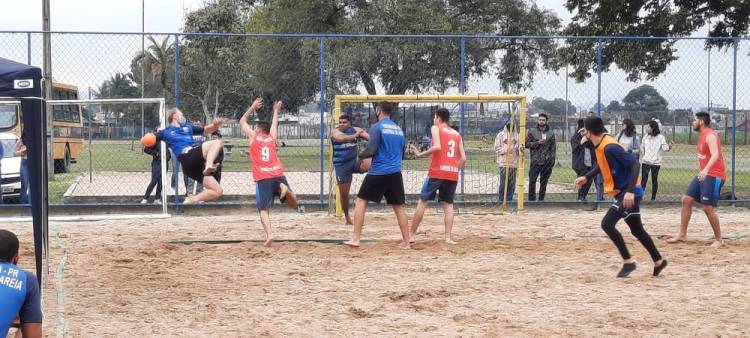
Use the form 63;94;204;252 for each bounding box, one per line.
400;242;411;250
666;236;686;244
343;240;360;248
279;183;298;209
345;217;353;226
264;237;273;247
202;164;217;176
445;238;458;245
710;240;724;248
279;183;289;200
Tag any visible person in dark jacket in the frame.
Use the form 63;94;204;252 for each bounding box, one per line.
141;130;170;204
571;119;595;202
526;113;556;201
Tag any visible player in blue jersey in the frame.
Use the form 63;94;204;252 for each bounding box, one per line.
344;102;410;248
574;116;667;278
0;229;42;338
157;108;226;204
331;114;370;225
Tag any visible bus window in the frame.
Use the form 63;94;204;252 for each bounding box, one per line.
52;88;64;121
0;104;18;131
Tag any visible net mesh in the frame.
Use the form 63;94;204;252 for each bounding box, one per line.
327;95;527;216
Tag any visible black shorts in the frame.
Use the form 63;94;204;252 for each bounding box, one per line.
357;172;405;205
177;144;223;183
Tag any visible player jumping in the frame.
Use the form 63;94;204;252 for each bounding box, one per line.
240;97;299;246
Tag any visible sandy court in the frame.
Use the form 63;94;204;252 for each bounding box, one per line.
5;206;750;336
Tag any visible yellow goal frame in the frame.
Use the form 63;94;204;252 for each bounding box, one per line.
329;94;527;216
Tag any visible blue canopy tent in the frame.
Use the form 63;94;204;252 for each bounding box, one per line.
0;57;47;287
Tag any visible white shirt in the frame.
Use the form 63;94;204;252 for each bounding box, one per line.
640;134;670;165
617;132;639;153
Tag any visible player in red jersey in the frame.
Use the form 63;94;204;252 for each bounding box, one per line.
240;97;299;246
409;108;466;244
668;112;727;248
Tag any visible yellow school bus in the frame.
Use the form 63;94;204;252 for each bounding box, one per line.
50;82;84;173
0;83;84;173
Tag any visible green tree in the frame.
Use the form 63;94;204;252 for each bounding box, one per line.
606;100;622;113
181;0;251;123
129;36;175;129
560;0;750;82
245;0;561;105
621;85;669;123
530;97;577;121
96;72;140;126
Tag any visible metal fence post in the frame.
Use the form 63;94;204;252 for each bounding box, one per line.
173;34;180;108
319;37;327;208
731;38;738;200
597;38;602;116
459;37;466;202
27;32;31;65
172;34;181;207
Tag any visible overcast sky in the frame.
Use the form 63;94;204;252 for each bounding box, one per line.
0;1;744;110
0;0;571;32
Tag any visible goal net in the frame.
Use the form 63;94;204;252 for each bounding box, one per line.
327;94;527;216
45;98;168;215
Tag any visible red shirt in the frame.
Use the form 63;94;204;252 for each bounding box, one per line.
697;128;726;179
428;124;462;181
250;134;284;181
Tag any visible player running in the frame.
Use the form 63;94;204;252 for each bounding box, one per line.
574;116;667;278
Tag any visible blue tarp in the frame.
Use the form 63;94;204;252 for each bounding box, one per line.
0;57;46;287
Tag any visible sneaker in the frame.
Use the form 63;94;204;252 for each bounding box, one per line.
297;205;306;213
653;259;668;277
140;199;148;204
617;263;637;278
154;199;162;205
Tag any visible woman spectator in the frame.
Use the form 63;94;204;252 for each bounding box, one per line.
616;118;640;154
640;120;672;200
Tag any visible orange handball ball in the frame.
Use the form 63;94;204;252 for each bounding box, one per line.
141;133;157;148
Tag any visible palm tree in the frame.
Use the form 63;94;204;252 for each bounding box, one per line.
97;72;138;127
136;36;173;105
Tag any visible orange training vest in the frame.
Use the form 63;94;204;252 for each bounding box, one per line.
594;134;639;197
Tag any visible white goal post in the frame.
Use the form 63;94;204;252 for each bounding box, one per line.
46;98;168;215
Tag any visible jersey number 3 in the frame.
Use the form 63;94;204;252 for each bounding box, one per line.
446;140;456;158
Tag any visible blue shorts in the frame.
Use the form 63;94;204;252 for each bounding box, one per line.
685;176;723;206
420;178;458;204
334;160;360;184
255;176;290;210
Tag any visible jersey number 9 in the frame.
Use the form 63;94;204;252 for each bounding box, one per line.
261;147;270;162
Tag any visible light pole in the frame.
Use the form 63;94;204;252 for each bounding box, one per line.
43;0;53;178
141;0;145;137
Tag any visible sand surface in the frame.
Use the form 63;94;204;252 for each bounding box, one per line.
5;206;749;337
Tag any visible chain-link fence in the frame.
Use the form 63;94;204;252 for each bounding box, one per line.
0;32;748;211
